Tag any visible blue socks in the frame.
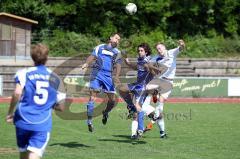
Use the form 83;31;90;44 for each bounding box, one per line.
137;111;144;131
87;101;94;124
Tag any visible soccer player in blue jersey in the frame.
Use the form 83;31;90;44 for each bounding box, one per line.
81;33;122;132
118;43;166;139
6;44;66;159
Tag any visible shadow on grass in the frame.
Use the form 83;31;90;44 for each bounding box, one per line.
112;135;133;139
50;141;92;148
98;134;147;145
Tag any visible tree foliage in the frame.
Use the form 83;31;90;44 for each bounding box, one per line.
0;0;240;57
1;0;239;37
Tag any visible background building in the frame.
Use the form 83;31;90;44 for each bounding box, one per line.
0;12;38;58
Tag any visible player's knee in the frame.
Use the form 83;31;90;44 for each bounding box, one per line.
132;112;138;120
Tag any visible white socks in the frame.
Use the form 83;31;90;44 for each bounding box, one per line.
155;102;163;118
157;117;165;132
131;120;138;136
155;102;165;132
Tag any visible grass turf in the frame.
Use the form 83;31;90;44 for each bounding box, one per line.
0;102;240;159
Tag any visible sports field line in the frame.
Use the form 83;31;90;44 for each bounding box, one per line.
0;97;240;104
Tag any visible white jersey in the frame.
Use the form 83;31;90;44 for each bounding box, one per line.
157;47;180;79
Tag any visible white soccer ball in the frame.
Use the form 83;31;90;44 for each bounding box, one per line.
125;3;137;15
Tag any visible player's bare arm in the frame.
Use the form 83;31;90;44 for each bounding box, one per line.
6;83;22;123
114;63;122;85
124;57;138;70
145;63;168;76
54;100;65;112
81;55;96;70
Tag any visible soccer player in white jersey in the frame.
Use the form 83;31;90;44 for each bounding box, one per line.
81;33;122;132
6;44;66;159
143;39;185;138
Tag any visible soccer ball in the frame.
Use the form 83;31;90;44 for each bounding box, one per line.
125;3;137;15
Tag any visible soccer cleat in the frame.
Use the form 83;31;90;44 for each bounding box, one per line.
143;122;153;133
160;134;167;139
102;111;108;125
131;135;139;140
137;130;143;138
160;131;167;139
88;124;94;132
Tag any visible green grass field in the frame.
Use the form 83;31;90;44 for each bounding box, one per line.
0;102;240;159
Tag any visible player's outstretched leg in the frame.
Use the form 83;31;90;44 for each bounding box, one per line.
131;112;139;139
86;91;98;132
102;93;115;125
87;100;94;132
155;101;167;138
144;113;155;133
137;111;144;138
102;100;115;125
141;95;156;133
117;84;137;119
119;91;136;119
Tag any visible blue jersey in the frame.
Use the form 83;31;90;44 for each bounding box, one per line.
89;44;122;93
91;44;122;74
14;65;61;131
128;56;154;98
136;56;153;84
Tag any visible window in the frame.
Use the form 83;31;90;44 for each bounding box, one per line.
1;24;11;40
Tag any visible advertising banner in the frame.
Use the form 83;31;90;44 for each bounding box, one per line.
63;76;239;98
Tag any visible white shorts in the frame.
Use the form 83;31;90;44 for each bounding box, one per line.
160;89;172;99
146;78;173;99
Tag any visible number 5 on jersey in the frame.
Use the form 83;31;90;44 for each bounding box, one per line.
34;81;49;105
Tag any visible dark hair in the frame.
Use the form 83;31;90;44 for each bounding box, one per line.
109;32;121;38
138;43;152;56
106;32;121;43
31;43;49;66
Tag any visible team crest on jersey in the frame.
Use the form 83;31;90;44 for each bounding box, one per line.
102;50;114;56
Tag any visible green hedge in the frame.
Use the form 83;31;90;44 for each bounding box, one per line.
42;30;101;56
41;29;240;58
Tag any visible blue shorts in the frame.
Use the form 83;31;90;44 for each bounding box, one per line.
128;82;148;105
90;71;115;93
16;127;50;157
